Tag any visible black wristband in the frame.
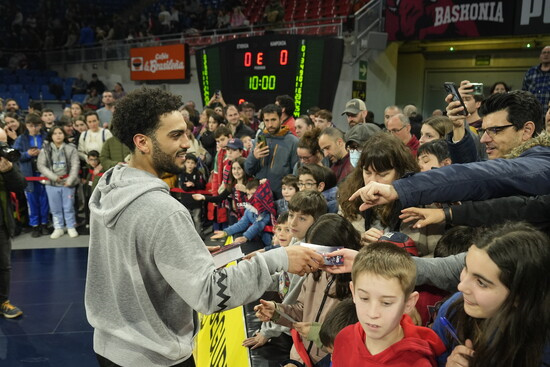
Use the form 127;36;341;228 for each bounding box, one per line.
443;206;452;226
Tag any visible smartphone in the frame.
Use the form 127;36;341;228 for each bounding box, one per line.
29;146;38;149
470;83;484;95
443;82;468;116
257;134;267;147
215;90;221;97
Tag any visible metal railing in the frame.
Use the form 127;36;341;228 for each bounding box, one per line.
41;18;345;66
352;0;384;61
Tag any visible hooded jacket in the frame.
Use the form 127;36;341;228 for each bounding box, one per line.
245;126;298;199
85;164;290;366
332;315;446;367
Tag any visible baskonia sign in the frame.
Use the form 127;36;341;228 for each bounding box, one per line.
130;44;190;81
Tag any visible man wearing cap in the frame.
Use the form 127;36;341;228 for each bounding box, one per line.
342;99;368;128
344;123;381;167
318;127;352;184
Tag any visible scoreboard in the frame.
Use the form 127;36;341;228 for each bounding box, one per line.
195;34;344;115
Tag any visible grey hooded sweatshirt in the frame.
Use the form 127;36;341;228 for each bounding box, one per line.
85;165;289;366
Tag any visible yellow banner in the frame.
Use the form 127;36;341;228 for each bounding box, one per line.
193;237;251;367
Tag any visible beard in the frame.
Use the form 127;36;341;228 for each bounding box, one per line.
151;137;186;175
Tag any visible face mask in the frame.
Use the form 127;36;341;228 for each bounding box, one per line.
349;149;361;167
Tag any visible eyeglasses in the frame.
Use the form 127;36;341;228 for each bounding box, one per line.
477;124;515;138
345;112;358;118
388;125;406;134
297;181;317;189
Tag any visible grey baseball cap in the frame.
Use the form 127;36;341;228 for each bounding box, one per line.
342;99;367;115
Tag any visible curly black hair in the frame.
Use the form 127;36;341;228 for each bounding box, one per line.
111;87;182;151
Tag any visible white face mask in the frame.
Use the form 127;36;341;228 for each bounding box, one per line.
349;149;361;167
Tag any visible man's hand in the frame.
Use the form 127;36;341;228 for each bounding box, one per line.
400;207;446;228
0;157;13;173
293;322;312;339
254;299;276;322
253;143;269;159
348;182;398;211
210;230;226;240
285;246;324;276
445;94;467;128
361;227;384;245
323;249;357;274
446;339;474;367
242;331;269;349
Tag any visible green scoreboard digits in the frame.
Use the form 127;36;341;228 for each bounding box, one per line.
196;34;344;115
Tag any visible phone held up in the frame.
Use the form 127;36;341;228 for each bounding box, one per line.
443;82;468;116
257;134;267;148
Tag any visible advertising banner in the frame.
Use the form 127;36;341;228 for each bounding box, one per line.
130;44;189;81
385;1;517;41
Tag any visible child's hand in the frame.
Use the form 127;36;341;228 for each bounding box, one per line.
93;164;103;175
184;181;194;187
235;183;246;192
242;331;269;349
192;194;205;201
259;178;267;185
323;249;358;274
234;236;247;243
210;230;226;240
293;322;311;339
446;339;474;367
254;299;276;322
361;227;384;245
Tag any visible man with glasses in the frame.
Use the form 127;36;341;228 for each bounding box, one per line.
386;114;419;157
341;99;368;128
447;90;540;160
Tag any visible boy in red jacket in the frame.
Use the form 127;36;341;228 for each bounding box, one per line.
332;242;445;366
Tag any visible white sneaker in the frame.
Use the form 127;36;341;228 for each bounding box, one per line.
50;229;64;239
67;228;79;238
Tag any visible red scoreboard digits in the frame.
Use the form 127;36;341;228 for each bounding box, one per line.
243;50;289;67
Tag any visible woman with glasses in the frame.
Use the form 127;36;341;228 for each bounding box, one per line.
292;128;329;175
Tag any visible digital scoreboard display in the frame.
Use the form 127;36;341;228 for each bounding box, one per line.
196;35;344;115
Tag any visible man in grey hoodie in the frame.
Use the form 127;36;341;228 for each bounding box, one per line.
84;87;324;367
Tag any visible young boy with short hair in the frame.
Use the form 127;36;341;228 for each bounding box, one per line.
41;109;56;131
14;112;50;237
210;126;233;228
297;164;338;213
417;139;452;172
332;242;445;366
276;174;299;215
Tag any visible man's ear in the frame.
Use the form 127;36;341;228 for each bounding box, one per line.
133;134;151;155
521;121;536;141
404;291;419;314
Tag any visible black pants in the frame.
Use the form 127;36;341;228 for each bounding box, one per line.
0;225;12;304
96;354;195;367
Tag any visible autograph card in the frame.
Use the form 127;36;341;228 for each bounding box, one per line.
300;243;344;266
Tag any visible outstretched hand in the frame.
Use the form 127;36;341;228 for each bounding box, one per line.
285;246;324;276
348;182;399;211
323;249;358;274
242;331;269;349
400;207;446;228
254;299;276;322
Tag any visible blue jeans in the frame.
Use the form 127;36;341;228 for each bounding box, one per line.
45;185;76;229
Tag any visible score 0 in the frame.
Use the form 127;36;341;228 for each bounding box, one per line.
244;49;289;67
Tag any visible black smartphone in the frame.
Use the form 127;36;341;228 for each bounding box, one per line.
444;82;468;116
257;134;267;147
